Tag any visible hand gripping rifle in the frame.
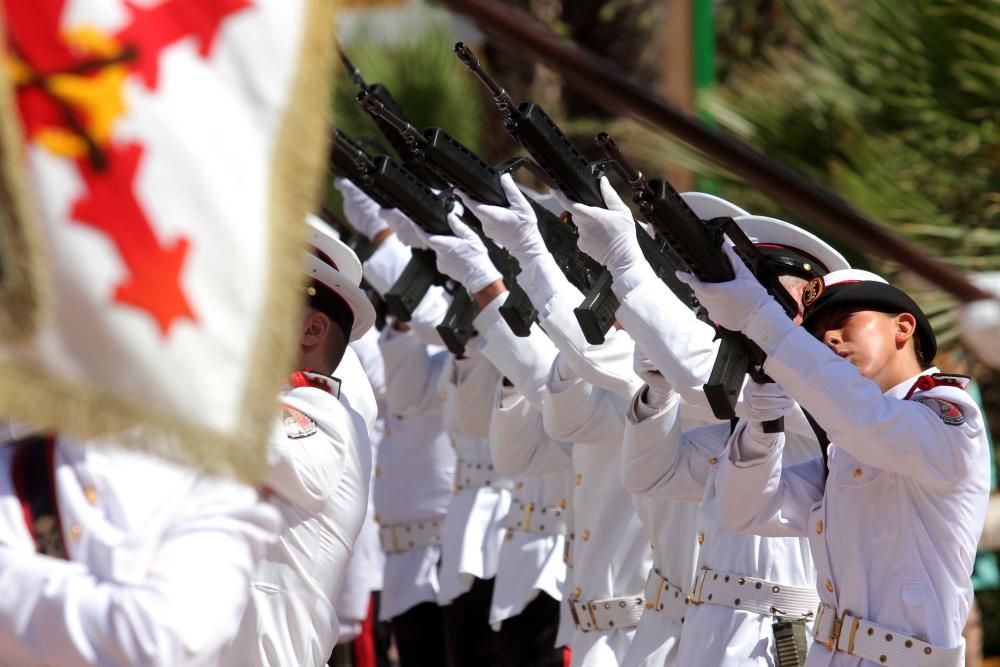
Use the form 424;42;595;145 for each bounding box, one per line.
330;129;477;355
339;49;450;191
597;132;798;430
356;90;538;336
315;207;388;330
455;42;690;345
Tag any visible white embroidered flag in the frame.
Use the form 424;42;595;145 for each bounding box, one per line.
0;0;337;481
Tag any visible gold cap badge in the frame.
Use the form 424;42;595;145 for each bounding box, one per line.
802;276;824;307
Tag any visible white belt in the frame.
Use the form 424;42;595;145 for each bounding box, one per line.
812;602;963;667
454;458;513;492
501;499;568;536
688;567;819;618
378;518;443;555
643;568;687;623
569;594;645;633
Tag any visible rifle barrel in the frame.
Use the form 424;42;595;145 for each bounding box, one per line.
357;91;427;146
454;42;513;107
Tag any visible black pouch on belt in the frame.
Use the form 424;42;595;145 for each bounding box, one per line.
772;618;808;667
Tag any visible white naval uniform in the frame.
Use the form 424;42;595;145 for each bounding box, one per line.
614;266;821;666
381;327;511;606
360;231;457;621
375;330;455;620
512;255;653;667
0;436;281;667
715;328;991;667
222;362;372;667
476;297;577;647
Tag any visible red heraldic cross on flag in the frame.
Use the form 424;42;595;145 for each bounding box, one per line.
0;0;338;481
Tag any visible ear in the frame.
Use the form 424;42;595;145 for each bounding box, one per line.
301;310;331;350
894;312;917;349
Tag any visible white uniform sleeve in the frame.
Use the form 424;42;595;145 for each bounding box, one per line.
266;390;359;512
766;326;986;486
520;255;643;401
542;368;629;447
620;394;729;501
0;477;279;667
713;422;825;537
490;383;573;476
475;291;559;411
451;343;502;439
380;329;447;418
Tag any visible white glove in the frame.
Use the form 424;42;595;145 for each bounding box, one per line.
334;177;388;241
457;173;548;265
745;381;794;425
732;381;793;460
380;208;428;250
675;243;798;355
633;350;673;409
959;272;1000;370
552;176;644;279
401;211;502;294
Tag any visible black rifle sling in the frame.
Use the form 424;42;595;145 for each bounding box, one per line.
11;435;67;559
800;409;832;480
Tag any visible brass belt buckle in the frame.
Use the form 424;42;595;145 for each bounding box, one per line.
686;566;710;606
569;601;582;630
826;608;850;652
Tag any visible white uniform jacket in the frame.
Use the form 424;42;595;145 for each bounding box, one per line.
715;328;991;667
622;387;818;667
223;370;372;667
489;383;572;627
381;327;510;606
0;437;280;667
476;295;576;645
515;256;652;667
375;330;455;620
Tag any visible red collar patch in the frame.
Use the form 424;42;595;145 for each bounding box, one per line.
288;370;341;398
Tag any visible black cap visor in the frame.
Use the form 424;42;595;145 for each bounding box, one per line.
801;282;936;362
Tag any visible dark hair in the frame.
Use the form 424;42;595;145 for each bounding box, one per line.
308;280;355;339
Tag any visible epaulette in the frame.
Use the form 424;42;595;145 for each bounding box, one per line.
903;372;971;399
287;370;341;398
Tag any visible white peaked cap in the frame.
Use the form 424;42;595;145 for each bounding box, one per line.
303;214;375;342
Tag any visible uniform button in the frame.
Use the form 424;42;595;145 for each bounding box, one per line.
384;427;393;438
504;531;514;542
815;520;823;534
825;579;834;593
709;457;718;465
581;529;590;541
559;498;567;510
454;484;462;493
573;586;582;599
374;513;381;524
439;391;447;402
84;486;98;505
515;482;524;491
375;466;381;478
69;524;82;542
575;473;583;486
697;532;705;545
853;468;863;479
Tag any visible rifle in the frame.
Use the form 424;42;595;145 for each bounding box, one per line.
357;89;538;336
316;207;388;330
339;49;450;191
455;43;691;344
330;129;477;354
597;132;797;429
